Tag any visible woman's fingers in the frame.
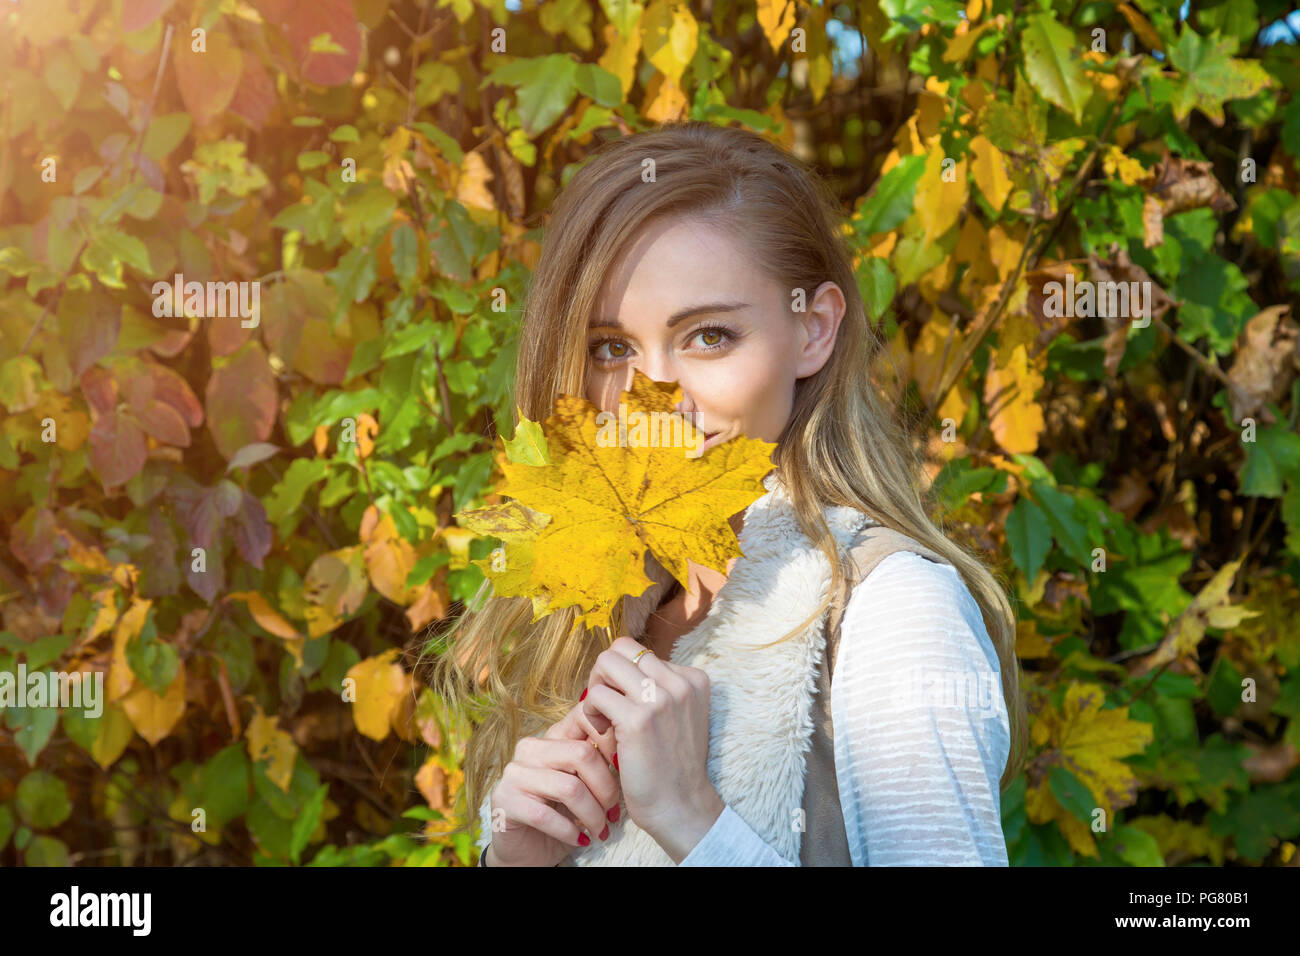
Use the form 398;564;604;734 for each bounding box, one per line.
582;639;687;734
515;736;620;814
500;789;586;847
505;762;611;843
543;699;617;767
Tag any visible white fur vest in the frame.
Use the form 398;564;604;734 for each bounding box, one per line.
564;470;879;866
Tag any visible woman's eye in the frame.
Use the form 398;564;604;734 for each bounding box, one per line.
590;338;630;363
699;329;722;346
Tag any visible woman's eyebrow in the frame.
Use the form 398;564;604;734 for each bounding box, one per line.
591;301;750;331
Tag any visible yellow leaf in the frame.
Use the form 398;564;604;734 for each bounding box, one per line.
405;580;449;632
313;424;329;456
226;591;305;667
598;19;642;97
84;587;119;641
1103;144;1149;187
1117;1;1163;52
465;369;776;629
643;72;688;123
1015;619;1054;660
643;0;697;84
804;5;832;103
90;703;135;770
943;14;999;62
910;311;961;402
756;0;796;54
121;659;187;746
913;144;968;243
456;149;496;212
303;546;368;638
347;648;408;741
360;506;418;603
984;342;1045;455
438;526;477;570
355;412;379;460
246;704;298;792
969;134;1013;210
1134;559;1247;676
1026;682;1154;856
109;597;151;703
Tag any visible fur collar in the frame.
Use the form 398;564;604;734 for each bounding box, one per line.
570;471;874;865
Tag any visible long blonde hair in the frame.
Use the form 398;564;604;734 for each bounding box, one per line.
426;121;1028;847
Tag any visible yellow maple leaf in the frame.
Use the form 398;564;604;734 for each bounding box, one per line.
1026;682;1154;856
246;703;298;792
459;370;776;629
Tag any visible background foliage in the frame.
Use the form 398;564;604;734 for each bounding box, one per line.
1;0;1299;866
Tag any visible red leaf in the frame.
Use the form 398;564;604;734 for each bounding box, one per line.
58;291;120;378
149;363;204;427
81;367;119;416
172;22;244;127
205;342;277;460
257;0;361;87
208;313;253;358
231;490;272;569
260;271;354;385
121;0;176;32
10;507;58;572
229;55;277;130
88;410;148;489
136;400;191;447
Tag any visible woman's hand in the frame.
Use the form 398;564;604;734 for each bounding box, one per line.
580;636;724;863
484;699;621;867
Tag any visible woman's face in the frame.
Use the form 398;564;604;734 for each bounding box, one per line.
585;216;845;453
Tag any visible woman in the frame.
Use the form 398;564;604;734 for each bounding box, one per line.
429;121;1027;866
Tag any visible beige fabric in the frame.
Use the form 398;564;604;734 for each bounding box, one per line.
797;526;954;866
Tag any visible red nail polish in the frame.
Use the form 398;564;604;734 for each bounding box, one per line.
580;688;587;701
599;824;609;841
578;832;590;847
612;753;619;771
606;805;620;823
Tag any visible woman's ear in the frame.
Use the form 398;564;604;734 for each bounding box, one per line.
795;281;846;379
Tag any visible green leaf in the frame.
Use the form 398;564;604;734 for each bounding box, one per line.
142;113;192;160
198;743;251;827
1048;765;1097;823
290;783;329;864
856;256;897;323
574;63;623;107
1006;494;1052;582
15;771;72;829
1032;483;1093;566
879;0;962;42
1020;13;1093;125
853;153;926;237
25;835;70;866
1168;27;1272;126
503;412;550;465
1240;422;1300;497
483;55;579;136
1112;822;1166;866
